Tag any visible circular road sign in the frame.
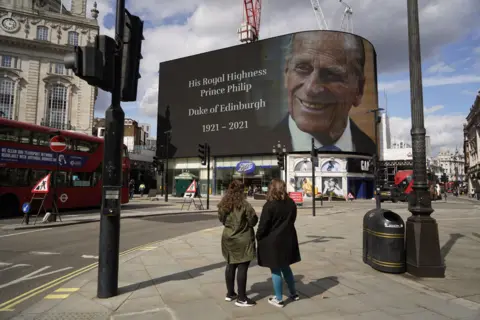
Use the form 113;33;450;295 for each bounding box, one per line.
22;202;31;214
50;135;67;153
59;193;68;203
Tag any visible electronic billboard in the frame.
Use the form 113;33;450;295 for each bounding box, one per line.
157;30;379;158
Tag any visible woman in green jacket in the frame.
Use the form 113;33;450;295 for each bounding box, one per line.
218;180;258;307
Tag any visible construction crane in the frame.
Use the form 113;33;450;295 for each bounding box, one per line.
238;0;262;43
310;0;328;30
339;0;353;33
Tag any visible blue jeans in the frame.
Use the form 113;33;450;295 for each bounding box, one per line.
270;266;296;301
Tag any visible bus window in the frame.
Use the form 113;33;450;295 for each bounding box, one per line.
74;141;98;153
32;132;50;146
92;163;102;186
72;172;93;187
0;126;18;142
18;129;32;144
0;168;29;187
56;171;71;187
30;169;49;185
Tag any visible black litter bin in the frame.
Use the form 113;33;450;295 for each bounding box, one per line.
364;209;406;274
363;208;381;265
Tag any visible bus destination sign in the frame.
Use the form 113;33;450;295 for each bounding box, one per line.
0;147;87;168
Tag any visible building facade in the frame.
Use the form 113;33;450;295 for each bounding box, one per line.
433;148;465;183
464;90;480;193
0;0;99;134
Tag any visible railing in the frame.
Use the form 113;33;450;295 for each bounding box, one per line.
40;118;76;131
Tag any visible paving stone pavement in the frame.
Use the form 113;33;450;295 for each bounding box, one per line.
8;202;480;320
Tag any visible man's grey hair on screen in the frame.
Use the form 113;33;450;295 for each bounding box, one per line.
283;31;366;78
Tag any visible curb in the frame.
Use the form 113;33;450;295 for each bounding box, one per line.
2;209;218;231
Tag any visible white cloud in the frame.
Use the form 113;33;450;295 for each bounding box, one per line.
389;114;466;155
427;62;455;73
424;105;444;114
86;0;480;121
379;74;480;93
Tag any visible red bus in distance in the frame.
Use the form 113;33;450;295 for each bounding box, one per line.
0;118;130;218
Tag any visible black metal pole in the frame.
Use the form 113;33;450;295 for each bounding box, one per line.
405;0;444;278
97;0;125;299
206;143;210;210
284;152;288;182
164;133;169;202
311;138;316;217
374;114;381;209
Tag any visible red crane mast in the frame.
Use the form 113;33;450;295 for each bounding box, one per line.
238;0;262;43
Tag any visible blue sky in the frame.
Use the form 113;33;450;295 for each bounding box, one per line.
90;0;480;154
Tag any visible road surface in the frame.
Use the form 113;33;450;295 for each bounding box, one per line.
0;211;220;318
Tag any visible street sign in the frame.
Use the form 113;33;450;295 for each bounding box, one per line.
32;174;51;194
59;193;68;203
185;180;197;194
22;202;30;214
50;135;67;153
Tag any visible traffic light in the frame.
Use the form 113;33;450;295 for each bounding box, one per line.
277;154;284;170
64;35;115;92
198;143;206;165
121;10;144;102
152;156;158;170
310;145;319;167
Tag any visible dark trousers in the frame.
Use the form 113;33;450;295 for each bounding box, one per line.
225;261;250;300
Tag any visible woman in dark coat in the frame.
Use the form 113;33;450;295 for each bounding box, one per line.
256;179;301;308
218;180;258;307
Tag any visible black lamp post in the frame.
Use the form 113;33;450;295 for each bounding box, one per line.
405;0;445;277
367;107;385;209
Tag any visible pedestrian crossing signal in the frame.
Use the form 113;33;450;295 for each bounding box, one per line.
32;174;51;194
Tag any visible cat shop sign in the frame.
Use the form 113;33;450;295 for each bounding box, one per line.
347;158;374;174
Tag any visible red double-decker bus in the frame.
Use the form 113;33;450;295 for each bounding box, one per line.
0;118;130;218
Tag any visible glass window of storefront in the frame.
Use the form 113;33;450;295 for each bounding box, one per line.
215;155;279;195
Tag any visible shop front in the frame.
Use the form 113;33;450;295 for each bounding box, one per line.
214;155;279;195
286;154;374;200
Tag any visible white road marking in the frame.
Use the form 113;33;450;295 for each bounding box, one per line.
0;264;30;272
0;228;53;238
0;262;11;267
81;255;98;259
29;251;60;255
0;266;73;290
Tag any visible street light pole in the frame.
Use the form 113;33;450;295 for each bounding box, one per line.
405;0;444;277
97;0;125;298
367;108;384;209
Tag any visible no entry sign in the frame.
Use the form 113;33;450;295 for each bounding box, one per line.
50;135;67;153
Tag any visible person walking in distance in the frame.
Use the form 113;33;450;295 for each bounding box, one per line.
217;180;258;307
256;179;301;308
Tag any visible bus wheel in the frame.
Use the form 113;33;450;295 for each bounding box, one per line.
0;194;20;218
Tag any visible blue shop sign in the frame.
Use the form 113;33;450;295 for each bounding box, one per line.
0;147;87;168
236;161;256;174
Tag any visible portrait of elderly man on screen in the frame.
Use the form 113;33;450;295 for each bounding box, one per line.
273;31;376;154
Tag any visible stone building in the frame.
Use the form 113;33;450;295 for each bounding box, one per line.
464;90;480;193
0;0;99;134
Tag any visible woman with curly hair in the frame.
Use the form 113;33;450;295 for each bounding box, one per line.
218;180;258;307
256;179;301;308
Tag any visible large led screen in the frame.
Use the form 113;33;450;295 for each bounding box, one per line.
157;30;379;158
